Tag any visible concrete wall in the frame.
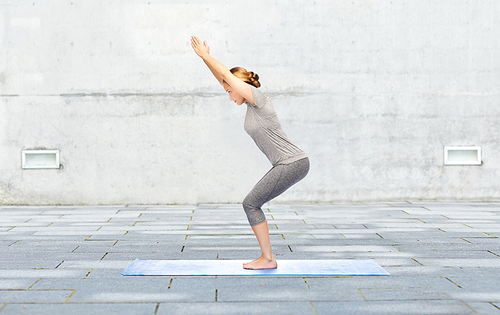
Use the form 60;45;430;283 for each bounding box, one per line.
1;0;499;205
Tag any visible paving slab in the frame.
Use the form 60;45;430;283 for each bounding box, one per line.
0;290;73;303
0;303;157;315
156;301;315;315
101;252;186;261
0;269;87;279
411;258;500;268
0;279;40;290
0;251;106;262
218;286;365;302
56;260;131;270
0;260;64;269
407;250;498;259
358;287;452;301
305;275;460;291
465;302;500;315
448;291;500;302
312;300;477;315
65;281;214;303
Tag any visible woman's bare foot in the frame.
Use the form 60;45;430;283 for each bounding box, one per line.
243;256;277;270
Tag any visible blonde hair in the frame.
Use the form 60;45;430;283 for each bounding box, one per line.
229;67;261;88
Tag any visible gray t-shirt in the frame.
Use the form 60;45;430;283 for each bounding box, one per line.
244;86;307;166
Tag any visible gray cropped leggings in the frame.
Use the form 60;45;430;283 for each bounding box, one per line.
242;157;310;226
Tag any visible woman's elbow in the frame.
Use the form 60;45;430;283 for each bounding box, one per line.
220;70;230;80
219;66;233;79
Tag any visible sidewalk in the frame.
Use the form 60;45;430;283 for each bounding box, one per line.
1;202;499;314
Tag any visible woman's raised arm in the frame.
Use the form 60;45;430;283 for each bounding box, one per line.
195;39;224;86
191;36;254;104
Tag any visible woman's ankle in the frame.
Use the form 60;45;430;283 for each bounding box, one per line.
262;254;275;261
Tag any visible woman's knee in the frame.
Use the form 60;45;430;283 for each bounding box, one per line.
242;195;266;222
242;195;259;212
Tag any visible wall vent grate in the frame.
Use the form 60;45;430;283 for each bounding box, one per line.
444;146;481;166
22;150;60;169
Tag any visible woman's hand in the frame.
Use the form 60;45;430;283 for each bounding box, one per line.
191;36;210;58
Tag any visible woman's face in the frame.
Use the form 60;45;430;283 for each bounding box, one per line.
223;82;246;105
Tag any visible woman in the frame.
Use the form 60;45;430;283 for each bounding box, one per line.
191;36;309;270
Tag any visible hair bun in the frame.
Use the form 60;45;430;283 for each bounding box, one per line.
229;67;261;88
248;71;261;88
250;71;259;82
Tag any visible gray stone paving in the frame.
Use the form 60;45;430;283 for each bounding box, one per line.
0;202;499;314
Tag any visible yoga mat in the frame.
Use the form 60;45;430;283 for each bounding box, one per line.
121;259;390;276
